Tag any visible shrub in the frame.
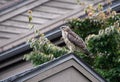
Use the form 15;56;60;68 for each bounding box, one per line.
24;34;69;66
24;4;120;81
67;17;105;39
86;26;120;82
67;12;120;40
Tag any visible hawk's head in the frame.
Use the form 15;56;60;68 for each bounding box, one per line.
60;26;71;32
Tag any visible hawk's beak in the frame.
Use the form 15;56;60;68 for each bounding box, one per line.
60;26;64;30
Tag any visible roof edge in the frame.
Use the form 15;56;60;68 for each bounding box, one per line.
0;28;61;62
0;53;107;82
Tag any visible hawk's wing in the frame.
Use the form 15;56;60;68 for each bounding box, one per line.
67;30;86;49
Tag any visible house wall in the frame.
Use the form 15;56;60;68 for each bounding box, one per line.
40;67;90;82
25;59;99;82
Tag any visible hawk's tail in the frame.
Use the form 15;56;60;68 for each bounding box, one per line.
84;49;93;57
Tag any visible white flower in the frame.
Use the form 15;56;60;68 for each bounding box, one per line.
99;29;104;35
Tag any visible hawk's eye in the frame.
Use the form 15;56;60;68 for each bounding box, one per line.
63;28;66;30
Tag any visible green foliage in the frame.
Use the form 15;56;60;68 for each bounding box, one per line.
67;12;120;40
67;11;120;81
67;18;105;39
25;6;120;82
74;51;94;65
86;27;120;82
86;26;120;55
24;9;84;66
106;13;120;27
24;34;69;66
24;51;53;65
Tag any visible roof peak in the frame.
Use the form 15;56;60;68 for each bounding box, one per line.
1;53;107;82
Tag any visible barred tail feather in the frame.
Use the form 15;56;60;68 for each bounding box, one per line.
83;49;92;56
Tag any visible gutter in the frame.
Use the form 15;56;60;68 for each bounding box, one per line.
0;28;61;62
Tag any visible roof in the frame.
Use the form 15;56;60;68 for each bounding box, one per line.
0;0;120;81
1;53;107;82
0;0;120;62
0;0;24;11
0;0;104;53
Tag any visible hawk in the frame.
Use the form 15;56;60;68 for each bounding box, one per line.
60;26;90;55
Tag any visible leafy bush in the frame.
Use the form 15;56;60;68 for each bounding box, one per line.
107;13;120;27
67;17;105;39
24;4;120;81
67;10;120;81
24;34;69;66
86;26;120;82
67;12;120;40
